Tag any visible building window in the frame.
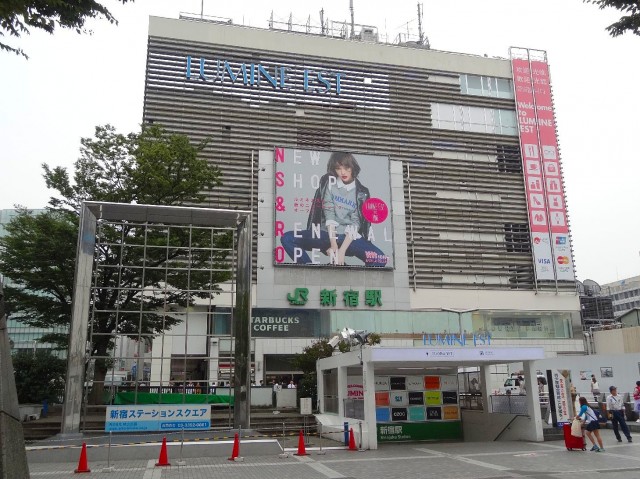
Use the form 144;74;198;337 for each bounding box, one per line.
431;103;518;136
504;223;530;253
460;74;514;99
496;145;521;173
222;126;231;142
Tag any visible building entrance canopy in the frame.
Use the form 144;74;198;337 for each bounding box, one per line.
316;346;545;449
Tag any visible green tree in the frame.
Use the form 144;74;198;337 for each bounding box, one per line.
291;333;382;408
0;124;231;404
1;0;133;58
292;339;334;408
12;349;66;404
585;1;640;37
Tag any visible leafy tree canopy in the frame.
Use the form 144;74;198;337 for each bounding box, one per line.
585;1;640;37
291;333;381;408
0;124;229;403
1;0;133;58
12;349;67;404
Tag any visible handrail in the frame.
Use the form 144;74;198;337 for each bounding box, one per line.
493;414;526;441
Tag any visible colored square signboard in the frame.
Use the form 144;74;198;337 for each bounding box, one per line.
443;406;459;420
105;405;211;432
376;408;391;422
442;391;458;404
406;376;424;391
408;406;425;422
273;148;394;269
390;376;406;390
389;391;408;406
424;376;440;390
426;407;442;420
425;391;442;405
391;407;408;421
375;392;390;406
375;376;390;391
408;391;425;405
439;375;458;391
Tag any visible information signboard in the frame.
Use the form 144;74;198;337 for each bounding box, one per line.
105;404;211;432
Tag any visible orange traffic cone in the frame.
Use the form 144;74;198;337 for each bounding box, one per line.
348;428;357;451
294;429;308;456
155;436;171;467
74;442;91;473
228;432;240;461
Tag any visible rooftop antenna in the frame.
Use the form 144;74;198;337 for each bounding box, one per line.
200;0;203;19
417;3;423;44
269;10;273;29
417;2;430;48
288;12;293;31
349;0;355;38
320;8;325;35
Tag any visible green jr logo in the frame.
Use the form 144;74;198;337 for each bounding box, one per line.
287;288;309;306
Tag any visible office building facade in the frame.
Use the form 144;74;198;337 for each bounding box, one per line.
138;15;582;389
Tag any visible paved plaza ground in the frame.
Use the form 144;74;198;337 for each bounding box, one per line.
25;432;640;479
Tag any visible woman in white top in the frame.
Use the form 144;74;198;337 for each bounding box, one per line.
590;376;600;402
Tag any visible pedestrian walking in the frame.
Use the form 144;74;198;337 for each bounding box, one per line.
590;375;601;402
633;380;640;423
576;396;605;452
606;386;632;443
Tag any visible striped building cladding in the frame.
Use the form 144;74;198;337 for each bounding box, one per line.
143;16;575;292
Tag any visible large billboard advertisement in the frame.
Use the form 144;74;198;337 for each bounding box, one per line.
274;148;394;269
512;52;575;282
528;61;574;281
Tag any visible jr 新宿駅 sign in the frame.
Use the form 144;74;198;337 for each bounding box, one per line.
185;56;345;95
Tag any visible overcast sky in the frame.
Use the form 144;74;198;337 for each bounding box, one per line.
0;0;638;285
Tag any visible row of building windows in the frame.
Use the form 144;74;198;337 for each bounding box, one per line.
431;103;518;136
611;288;640;302
614;300;640;312
460;74;514;99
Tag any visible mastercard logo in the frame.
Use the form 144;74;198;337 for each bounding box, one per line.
557;256;569;265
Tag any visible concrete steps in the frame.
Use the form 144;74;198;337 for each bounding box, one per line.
22;407;314;441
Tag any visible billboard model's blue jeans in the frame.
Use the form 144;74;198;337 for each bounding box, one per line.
281;230;388;267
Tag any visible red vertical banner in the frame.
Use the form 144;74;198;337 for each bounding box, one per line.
512;58;554;281
529;61;575;281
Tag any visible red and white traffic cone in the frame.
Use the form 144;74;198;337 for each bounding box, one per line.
294;429;308;456
74;442;91;473
348;428;358;451
155;436;171;467
228;432;243;461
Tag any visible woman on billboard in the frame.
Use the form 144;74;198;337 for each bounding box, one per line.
280;151;388;267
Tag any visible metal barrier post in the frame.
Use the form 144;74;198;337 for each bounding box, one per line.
101;431;115;473
358;421;364;451
343;421;349;446
317;423;326;455
176;427;186;466
278;421;289;458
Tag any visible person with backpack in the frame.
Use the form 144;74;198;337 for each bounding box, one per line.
576;396;605;452
633;381;640;423
606;386;632;443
